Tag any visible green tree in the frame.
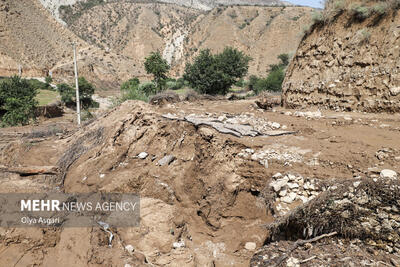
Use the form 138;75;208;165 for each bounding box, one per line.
215;47;252;84
120;78;140;91
184;47;251;95
77;77;96;109
56;77;96;109
144;51;170;92
0;76;38;126
277;53;290;66
248;75;259;91
57;83;75;107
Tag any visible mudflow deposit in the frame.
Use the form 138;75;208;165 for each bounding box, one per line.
0;0;400;267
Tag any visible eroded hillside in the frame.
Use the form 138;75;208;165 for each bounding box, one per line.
0;0;140;88
283;0;400;112
0;0;312;87
62;2;313;77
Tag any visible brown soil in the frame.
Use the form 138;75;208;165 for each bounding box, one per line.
0;98;399;266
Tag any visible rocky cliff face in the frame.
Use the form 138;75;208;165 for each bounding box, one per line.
282;1;400;112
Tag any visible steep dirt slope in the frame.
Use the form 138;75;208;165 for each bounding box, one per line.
0;0;84;76
63;2;313;77
40;0;291;24
64;3;202;73
181;5;312;76
0;0;139;88
282;0;400;112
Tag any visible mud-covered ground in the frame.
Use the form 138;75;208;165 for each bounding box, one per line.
0;98;399;266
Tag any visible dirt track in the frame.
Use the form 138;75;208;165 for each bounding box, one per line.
0;98;399;266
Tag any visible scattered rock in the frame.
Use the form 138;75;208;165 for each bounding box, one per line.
137;152;148;159
271;122;281;129
286;257;300;267
281;192;297;204
279;189;287;197
380;169;397;179
125;244;134;253
390;87;400;96
270;177;289;192
245;242;257;251
157;155;176;166
173;240;185;249
343;116;352;121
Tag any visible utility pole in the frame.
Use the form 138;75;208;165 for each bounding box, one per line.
73;43;81;126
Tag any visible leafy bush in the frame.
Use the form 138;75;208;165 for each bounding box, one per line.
234;79;245;87
119;78;157;102
81;109;94;121
253;68;285;94
358;28;371;44
333;0;345;13
184;47;251;95
278;53;289;67
311;11;325;24
139;82;157;96
120;78;140;91
57;83;75;107
0;76;38;126
121;87;148;102
372;3;388;15
56;77;96;109
251;54;288;94
45;75;52;84
144;51;170;92
77;77;96;109
350;4;371;20
248;75;259;91
26;79;51;91
166;78;185;90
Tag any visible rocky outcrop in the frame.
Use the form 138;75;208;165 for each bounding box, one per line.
282;4;400;112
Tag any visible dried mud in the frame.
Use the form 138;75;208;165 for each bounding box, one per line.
0;99;399;266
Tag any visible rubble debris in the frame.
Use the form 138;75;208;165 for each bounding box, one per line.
172;240;185;249
162;113;295;138
157;155;175;166
255;96;281;110
293;110;323;119
251;177;400;266
137;152;148;159
245;242;257;251
98;221;114;247
252;232;337;267
125;244;134;253
149;91;180;105
267;177;400;243
380;169;397;179
268;173;322;215
238;145;310;165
